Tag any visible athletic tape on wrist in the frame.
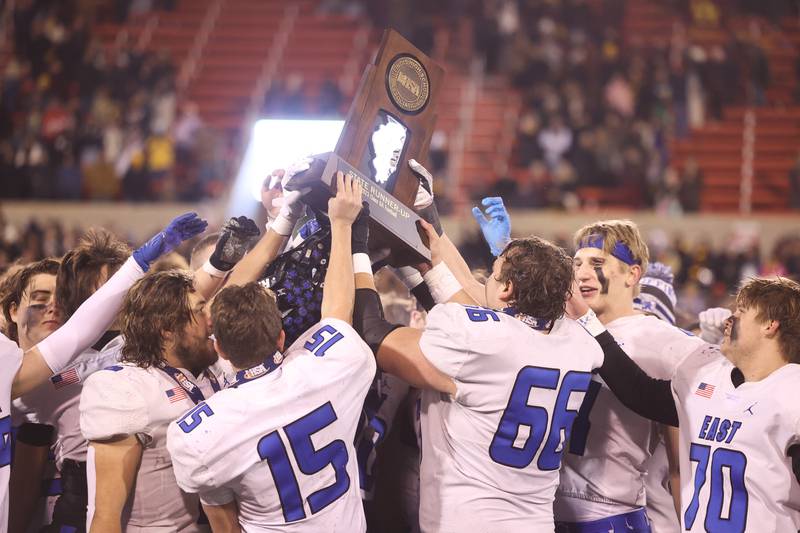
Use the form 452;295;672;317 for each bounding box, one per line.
353;253;372;274
271;215;295;237
423;262;461;304
576;308;606;337
202;259;229;278
396;266;424;291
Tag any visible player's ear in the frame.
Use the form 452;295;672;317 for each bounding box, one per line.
499;279;514;303
277;329;286;352
762;319;780;338
8;302;19;325
626;264;642;288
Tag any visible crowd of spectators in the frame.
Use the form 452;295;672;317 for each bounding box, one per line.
477;0;792;212
0;0;220;202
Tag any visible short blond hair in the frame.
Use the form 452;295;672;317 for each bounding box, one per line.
574;220;650;281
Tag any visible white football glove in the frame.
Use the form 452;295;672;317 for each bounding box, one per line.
268;157;313;236
698;307;732;344
408;159;434;209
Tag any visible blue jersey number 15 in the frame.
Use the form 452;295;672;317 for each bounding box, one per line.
489;366;592;470
257;402;350;523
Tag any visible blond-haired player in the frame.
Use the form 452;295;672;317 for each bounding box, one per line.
554;220;697;533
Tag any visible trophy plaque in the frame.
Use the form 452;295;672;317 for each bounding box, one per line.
286;29;445;265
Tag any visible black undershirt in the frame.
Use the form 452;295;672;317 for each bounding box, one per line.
594;330;800;485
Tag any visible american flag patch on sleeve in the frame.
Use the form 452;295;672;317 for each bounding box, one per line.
166;387;188;403
695;382;715;398
50;368;80;389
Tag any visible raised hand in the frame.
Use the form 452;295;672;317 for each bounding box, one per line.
209;216;261;272
417;218;443;266
133;212;208;271
472;196;511;257
698;307;732;344
408;158;434;209
408;159;442;236
267;157;314;236
328;171;364;226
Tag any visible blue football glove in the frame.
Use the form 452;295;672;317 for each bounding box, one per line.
471;197;511;257
133;212;208;271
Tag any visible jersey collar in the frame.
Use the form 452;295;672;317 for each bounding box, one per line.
501;307;553;331
233;351;284;387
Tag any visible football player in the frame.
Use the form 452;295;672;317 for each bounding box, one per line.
353;215;603;531
0;212;207;531
554;220;697;533
167;172;375;532
574;276;800;531
2;258;62;532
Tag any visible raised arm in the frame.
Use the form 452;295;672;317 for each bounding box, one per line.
194;216;260;298
351;217;455;394
320;171;362;323
353;268;456;395
226;165;311;287
15;213;207;398
408;160;485;305
569;294;679;426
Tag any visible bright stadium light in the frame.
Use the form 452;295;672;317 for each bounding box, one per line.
226;119;345;218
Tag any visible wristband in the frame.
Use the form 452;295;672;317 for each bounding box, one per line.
422;262;461;304
270;215;295;237
576;308;606;337
353;253;372;275
202;259;228;278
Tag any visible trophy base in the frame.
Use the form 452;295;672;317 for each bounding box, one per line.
285;153;431;266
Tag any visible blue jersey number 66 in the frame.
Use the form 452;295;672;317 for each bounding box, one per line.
489;366;592;470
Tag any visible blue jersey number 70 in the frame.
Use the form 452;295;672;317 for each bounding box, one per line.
257;402;350;523
489;366;592;470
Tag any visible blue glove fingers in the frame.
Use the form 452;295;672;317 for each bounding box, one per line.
485;205;508;219
168;212;199;227
471;206;488;226
179;219;208;239
481;197;504;207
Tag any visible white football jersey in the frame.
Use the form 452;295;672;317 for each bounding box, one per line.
417;304;604;532
556;314;702;523
672;346;800;532
1;333;24;530
643;429;680;532
13;336;123;467
167;318;375;533
81;358;229;532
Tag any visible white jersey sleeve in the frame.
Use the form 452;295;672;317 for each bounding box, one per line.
199;484;236;507
79;368;150;441
418;303;480;379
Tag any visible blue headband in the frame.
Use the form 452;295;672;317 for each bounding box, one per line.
579;234;640;266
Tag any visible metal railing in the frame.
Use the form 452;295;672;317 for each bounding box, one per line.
177;0;225;93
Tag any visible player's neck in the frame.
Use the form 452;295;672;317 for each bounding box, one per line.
732;344;788;383
596;300;637;325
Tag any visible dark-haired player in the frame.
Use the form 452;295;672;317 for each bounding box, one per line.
353;215;603;531
0;212;207;531
167;173;374;532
